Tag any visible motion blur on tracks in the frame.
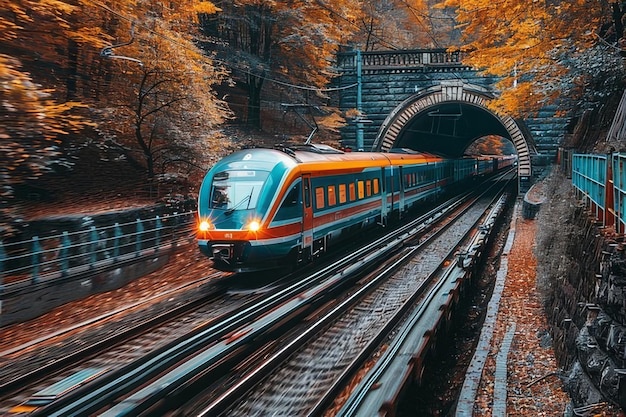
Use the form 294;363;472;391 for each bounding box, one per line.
196;144;515;272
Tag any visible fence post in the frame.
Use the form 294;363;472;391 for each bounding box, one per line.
113;223;122;261
32;236;41;283
90;226;98;269
0;240;5;291
60;231;70;276
136;219;144;257
80;216;94;267
155;215;162;253
171;215;179;251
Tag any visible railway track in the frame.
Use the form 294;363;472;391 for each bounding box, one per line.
4;173;514;416
193;178;512;417
331;192;508;416
0;272;238;413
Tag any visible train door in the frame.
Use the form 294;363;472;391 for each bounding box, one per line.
301;174;313;260
380;167;388;225
398;166;405;219
387;166;395;217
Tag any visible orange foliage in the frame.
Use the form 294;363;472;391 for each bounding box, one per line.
438;0;612;117
466;135;515;155
0;0;234;236
1;0;230;184
204;0;434;131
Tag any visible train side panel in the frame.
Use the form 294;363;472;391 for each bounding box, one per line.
197;147;514;272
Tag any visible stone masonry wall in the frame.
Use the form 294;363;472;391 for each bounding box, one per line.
536;170;626;409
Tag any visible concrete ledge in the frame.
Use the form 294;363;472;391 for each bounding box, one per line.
522;182;546;219
0;252;170;327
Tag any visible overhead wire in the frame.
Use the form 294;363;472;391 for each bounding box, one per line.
88;0;474;107
87;0;358;94
314;0;471;83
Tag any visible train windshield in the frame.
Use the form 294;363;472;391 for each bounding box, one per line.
210;170;268;211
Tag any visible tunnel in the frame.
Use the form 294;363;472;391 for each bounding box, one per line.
371;81;533;182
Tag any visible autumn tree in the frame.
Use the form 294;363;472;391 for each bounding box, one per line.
93;0;231;180
466;135;516;155
0;0;106;235
353;0;439;51
198;0;453;136
438;0;624;117
0;0;100;182
2;0;230;181
1;0;230;235
199;0;367;130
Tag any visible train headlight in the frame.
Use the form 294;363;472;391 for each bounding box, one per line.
199;220;213;232
245;220;261;232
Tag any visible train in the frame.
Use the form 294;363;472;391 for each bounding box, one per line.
196;144;516;272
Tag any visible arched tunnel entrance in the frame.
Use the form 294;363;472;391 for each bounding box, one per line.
371;81;533;187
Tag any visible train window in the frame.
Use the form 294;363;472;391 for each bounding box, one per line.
358;181;365;199
339;184;347;204
328;185;337;206
315;187;325;209
209;170;268;210
412;173;417;185
211;185;230;208
274;182;302;222
349;183;356;201
366;180;372;197
373;178;379;194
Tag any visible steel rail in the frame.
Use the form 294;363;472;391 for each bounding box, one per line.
95;193;474;417
0;273;224;400
194;185;502;417
29;175;509;416
213;176;512;417
30;267;335;417
333;191;510;417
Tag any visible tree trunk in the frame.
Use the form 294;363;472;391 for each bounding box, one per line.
66;39;78;100
247;73;264;129
613;2;624;40
145;151;155;179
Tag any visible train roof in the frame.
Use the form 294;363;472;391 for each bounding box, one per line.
281;144;442;164
210;145;446;175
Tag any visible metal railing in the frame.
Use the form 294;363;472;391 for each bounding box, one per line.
571;153;626;233
572;153;607;211
612;153;626;234
336;48;469;71
0;211;197;288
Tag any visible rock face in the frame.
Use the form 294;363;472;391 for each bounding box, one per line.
537;170;626;410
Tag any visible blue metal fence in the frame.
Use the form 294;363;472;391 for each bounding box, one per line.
0;211;196;289
572;154;607;222
612;154;626;234
572;153;626;233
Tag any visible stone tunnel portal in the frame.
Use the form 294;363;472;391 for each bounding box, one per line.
371;82;533;181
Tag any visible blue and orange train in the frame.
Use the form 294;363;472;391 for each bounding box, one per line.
196;144;515;272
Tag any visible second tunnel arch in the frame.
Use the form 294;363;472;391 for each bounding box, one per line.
371;81;533;179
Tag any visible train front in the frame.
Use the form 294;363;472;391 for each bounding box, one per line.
196;148;294;272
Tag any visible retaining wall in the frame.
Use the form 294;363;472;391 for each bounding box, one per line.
1;204;186;327
539;175;626;409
